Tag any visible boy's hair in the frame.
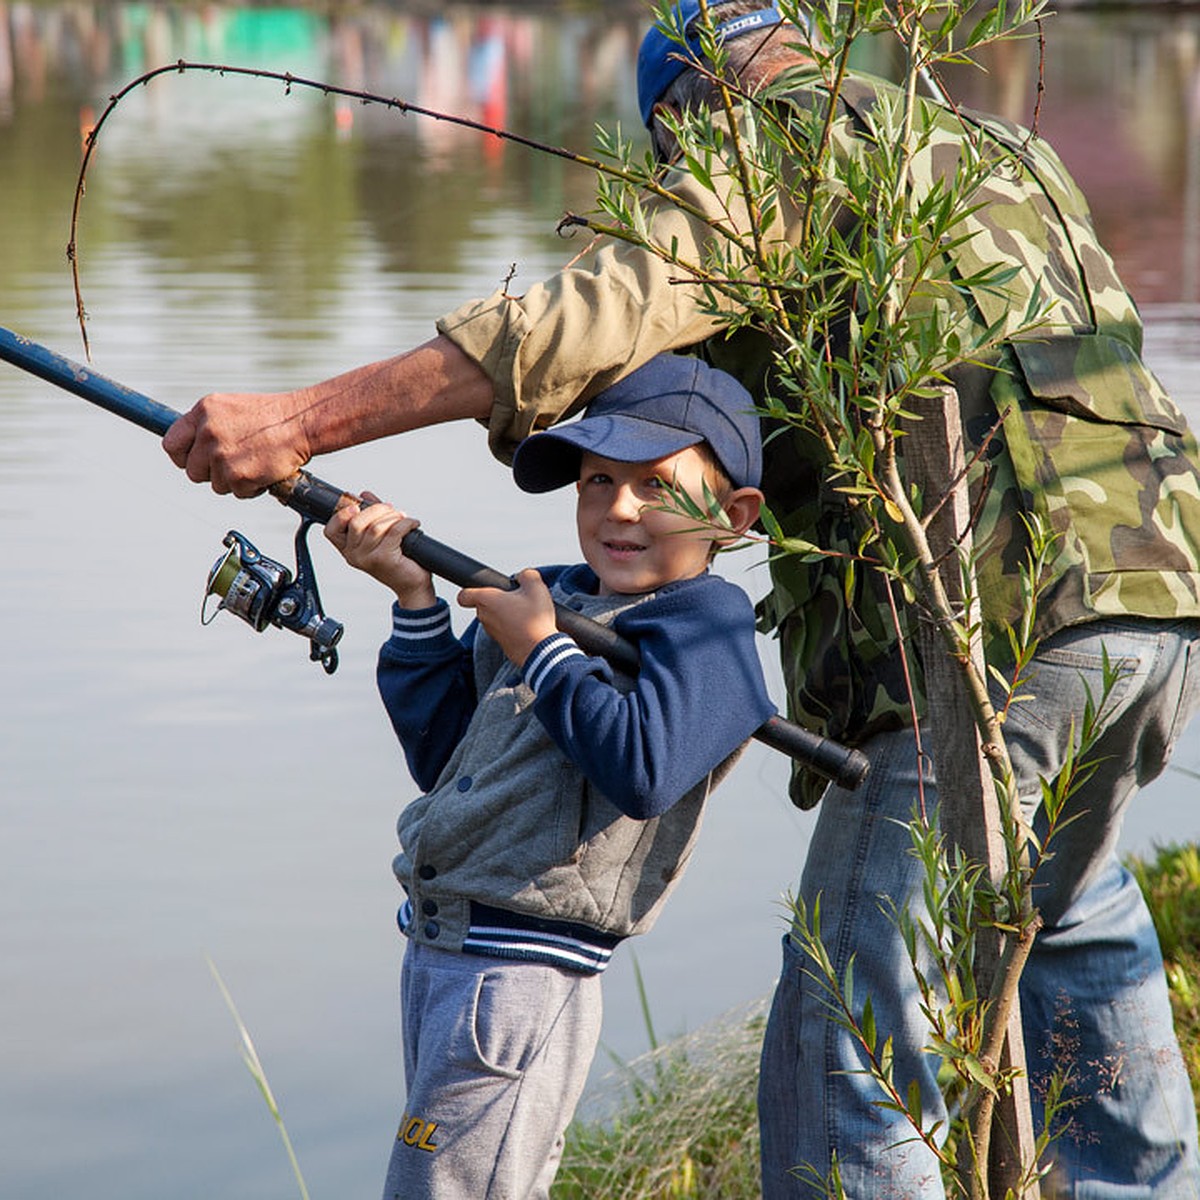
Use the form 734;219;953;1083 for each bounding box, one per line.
512;353;762;494
694;440;733;495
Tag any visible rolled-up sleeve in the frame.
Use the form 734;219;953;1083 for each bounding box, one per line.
436;165;758;462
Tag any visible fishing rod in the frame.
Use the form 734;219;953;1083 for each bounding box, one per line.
0;324;870;791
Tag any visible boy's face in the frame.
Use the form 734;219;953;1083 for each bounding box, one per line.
575;446;722;596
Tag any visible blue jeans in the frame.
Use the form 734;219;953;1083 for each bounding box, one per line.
759;618;1200;1199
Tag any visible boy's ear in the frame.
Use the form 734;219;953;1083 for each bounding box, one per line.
720;486;764;538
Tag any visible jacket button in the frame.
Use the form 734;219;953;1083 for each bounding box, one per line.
421;899;439;917
457;776;473;792
418;864;437;881
424;921;440;940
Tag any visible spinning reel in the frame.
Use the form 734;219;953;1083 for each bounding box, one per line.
203;518;343;673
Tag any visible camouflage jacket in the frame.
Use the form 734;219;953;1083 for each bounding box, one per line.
755;73;1200;801
437;69;1200;803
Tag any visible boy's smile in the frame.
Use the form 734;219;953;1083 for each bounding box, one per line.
576;447;722;596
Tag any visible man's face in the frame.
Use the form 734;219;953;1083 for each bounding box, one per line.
575;446;721;595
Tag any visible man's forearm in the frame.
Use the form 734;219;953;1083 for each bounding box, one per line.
164;333;496;495
300;335;495;455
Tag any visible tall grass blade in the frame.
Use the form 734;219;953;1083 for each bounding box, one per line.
207;958;312;1200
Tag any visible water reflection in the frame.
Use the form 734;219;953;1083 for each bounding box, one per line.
944;11;1200;305
3;3;1198;304
1;5;1199;1200
0;2;649;333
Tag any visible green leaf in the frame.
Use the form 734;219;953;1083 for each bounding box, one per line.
962;1053;999;1096
862;995;877;1053
906;1078;924;1128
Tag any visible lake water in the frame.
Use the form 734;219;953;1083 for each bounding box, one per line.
1;4;1198;1198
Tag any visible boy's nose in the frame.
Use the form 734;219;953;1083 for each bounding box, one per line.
607;483;643;522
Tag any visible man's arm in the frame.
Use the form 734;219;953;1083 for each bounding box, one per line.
161;334;494;496
164;122;766;496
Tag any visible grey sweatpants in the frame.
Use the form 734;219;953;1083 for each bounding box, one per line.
382;941;603;1200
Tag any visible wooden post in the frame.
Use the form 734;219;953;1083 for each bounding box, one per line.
906;386;1040;1200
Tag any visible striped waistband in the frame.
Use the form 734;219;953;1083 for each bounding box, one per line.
398;899;623;975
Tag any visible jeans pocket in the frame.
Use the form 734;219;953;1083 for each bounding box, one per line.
1002;642;1138;733
991;623;1150;803
1164;628;1200;754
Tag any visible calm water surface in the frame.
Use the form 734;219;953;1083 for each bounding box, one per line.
1;4;1199;1198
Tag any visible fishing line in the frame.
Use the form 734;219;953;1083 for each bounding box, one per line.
69;59;613;360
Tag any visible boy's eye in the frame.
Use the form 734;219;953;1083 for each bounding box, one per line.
583;471;612;486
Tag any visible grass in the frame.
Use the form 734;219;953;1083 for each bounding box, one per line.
552;841;1200;1199
1128;841;1200;1112
210;959;312;1200
551;997;767;1200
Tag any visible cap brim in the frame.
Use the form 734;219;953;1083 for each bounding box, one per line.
512;414;704;493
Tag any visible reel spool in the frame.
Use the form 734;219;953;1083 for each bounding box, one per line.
203;525;343;673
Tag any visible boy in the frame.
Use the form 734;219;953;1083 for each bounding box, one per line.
325;352;774;1200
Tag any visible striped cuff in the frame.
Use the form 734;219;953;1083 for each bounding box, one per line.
522;633;586;695
390;600;452;644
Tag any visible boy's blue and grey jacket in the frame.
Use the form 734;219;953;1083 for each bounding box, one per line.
378;562;775;974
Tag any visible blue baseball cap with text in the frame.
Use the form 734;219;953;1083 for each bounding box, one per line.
637;1;784;127
512;354;762;493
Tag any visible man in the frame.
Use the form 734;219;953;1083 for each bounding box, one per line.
164;3;1200;1195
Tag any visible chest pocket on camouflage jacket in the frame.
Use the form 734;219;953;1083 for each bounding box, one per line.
999;333;1200;623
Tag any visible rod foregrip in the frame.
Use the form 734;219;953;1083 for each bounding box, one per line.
269;470;354;524
400;528;640;672
400;527;516;592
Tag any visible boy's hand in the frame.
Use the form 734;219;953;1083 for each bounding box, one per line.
325;497;436;609
459;568;558;668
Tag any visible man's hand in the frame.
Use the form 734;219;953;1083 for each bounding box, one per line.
459;568;558;668
162;337;497;498
162;389;313;497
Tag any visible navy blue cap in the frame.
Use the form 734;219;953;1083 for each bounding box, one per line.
512;354;762;493
637;2;784;128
